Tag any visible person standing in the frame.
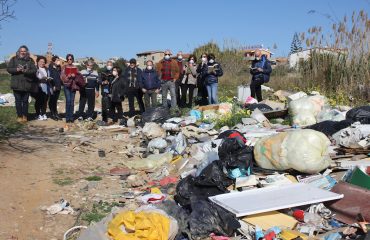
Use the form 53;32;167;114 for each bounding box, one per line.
198;53;223;105
48;55;63;120
139;60;161;109
156;50;179;109
250;49;272;102
196;53;209;106
99;60;115;123
35;56;53;120
123;58;144;117
61;54;80;123
78;60;100;121
181;55;198;108
175;51;185;107
110;66;125;122
6;45;37;123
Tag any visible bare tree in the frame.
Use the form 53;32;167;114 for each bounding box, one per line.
0;0;16;24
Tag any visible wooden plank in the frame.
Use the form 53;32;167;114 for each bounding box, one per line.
242;211;298;230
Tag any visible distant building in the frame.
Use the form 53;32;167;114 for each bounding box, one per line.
136;50;165;69
289;47;346;68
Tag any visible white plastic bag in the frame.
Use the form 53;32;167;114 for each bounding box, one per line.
254;129;332;174
289;95;327;126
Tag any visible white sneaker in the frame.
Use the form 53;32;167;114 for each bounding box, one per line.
37;115;43;121
42;114;47;120
87;117;93;121
78;116;83;121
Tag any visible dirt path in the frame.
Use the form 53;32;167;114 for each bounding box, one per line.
0;119;129;240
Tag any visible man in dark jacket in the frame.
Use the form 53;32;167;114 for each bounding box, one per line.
99;60;115;123
6;45;38;123
123;58;144;117
78;60;100;121
48;55;63;120
139;60;161;109
250;50;272;102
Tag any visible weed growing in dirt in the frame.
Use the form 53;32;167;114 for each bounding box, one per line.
81;201;122;224
85;176;102;181
53;177;74;186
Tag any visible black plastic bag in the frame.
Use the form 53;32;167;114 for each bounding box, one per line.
174;161;231;207
346;106;370;124
217;130;246;146
218;137;254;172
245;103;273;112
189;196;241;239
306;120;352;137
141;106;170;124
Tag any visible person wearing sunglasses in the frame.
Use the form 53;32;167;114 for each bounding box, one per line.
77;60;100;121
6;45;38;123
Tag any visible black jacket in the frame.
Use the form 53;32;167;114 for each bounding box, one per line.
250;55;272;83
49;63;62;90
99;68;115;95
123;67;143;91
7;56;38;93
111;76;125;103
197;61;223;85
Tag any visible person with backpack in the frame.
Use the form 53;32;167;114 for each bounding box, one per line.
6;45;38;123
250;49;272;102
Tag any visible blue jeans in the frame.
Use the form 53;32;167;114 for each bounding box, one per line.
64;87;75;121
206;83;218;105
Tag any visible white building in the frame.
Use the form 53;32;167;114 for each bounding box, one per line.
289;48;346;68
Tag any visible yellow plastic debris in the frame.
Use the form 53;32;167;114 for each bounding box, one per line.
280;229;308;240
108;210;170;240
170;155;182;164
151;187;162;194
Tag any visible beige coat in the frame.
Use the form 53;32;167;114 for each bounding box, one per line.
181;63;197;85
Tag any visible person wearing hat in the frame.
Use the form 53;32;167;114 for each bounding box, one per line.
156;50;180;109
123;58;144;117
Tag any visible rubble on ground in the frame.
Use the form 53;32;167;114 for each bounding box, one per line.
50;89;369;240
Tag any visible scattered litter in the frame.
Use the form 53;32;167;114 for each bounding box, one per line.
43;199;74;215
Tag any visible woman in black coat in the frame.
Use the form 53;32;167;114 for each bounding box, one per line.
110;66;125;122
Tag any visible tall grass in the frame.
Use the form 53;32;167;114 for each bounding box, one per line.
297;10;370;105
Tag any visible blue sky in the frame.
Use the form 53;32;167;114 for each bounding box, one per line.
0;0;368;61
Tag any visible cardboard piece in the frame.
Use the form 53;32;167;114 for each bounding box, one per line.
209;183;343;217
328;182;370;224
242;211;298;230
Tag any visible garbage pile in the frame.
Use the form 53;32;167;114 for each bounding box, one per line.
72;89;369;240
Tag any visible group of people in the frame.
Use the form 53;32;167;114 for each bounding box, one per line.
7;45;271;124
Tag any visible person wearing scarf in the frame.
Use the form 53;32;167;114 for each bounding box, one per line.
123;58;144;117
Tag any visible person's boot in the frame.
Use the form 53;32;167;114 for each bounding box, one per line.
50;112;57;121
55;112;62;121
